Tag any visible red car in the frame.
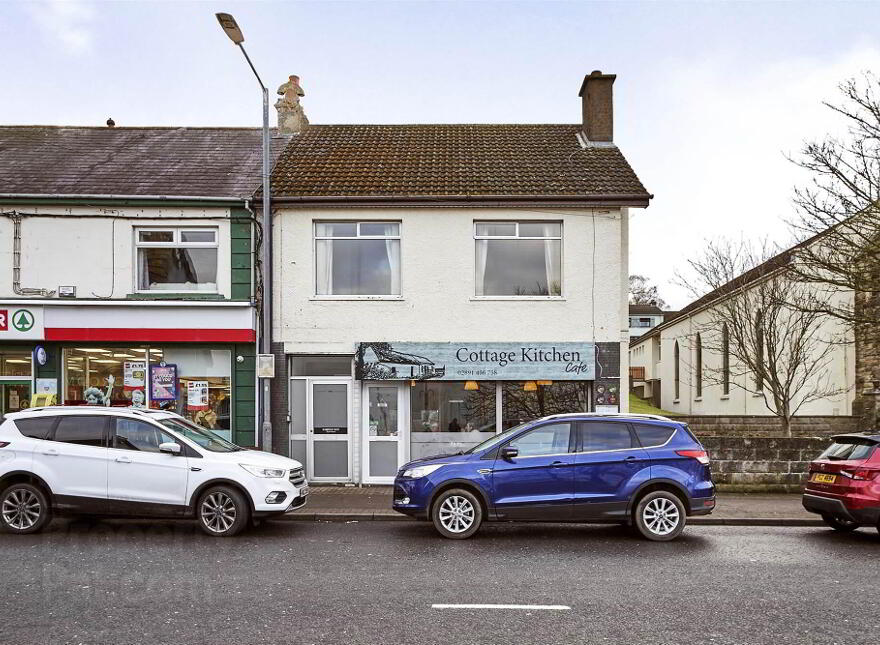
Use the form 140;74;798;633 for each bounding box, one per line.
803;433;880;534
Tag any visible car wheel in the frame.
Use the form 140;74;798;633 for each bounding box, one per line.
0;483;51;535
821;513;859;532
431;488;482;539
197;486;250;537
634;491;687;542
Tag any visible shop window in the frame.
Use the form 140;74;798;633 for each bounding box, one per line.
149;348;232;435
64;347;150;407
315;222;401;296
136;227;218;292
474;221;561;297
501;381;589;430
291;355;352;377
0;350;32;377
410;381;496;459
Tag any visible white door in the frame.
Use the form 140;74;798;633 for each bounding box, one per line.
107;417;189;507
363;383;406;484
290;377;352;482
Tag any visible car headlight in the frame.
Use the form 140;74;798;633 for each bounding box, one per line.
240;464;286;478
402;464;445;479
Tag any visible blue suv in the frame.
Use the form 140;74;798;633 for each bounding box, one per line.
393;413;715;541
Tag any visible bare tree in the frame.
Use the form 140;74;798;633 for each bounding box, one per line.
788;74;880;326
629;274;667;308
680;239;845;436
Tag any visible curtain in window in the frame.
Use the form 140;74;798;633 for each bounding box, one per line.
386;238;401;295
475;240;489;296
542;224;561;296
316;240;334;295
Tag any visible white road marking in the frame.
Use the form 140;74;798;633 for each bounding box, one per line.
431;604;570;611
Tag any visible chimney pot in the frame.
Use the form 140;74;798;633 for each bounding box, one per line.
578;71;616;143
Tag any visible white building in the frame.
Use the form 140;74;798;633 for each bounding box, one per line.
629;243;855;417
628;304;666;339
267;72;652;483
0;126;288;446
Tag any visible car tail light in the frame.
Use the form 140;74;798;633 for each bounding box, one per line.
0;442;9;448
676;450;710;465
840;468;880;481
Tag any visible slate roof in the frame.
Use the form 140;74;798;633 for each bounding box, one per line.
0;126;291;199
629;304;664;315
269;124;650;205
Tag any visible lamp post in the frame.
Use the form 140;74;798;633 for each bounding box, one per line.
216;12;273;451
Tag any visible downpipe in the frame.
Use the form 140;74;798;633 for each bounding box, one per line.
4;211;56;297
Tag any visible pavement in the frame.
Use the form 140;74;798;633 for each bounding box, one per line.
288;485;823;525
2;520;878;644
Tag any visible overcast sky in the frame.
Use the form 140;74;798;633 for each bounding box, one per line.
3;0;880;308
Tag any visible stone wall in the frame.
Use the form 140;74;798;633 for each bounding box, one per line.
678;415;859;438
700;436;830;493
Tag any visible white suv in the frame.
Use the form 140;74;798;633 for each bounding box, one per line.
0;407;308;537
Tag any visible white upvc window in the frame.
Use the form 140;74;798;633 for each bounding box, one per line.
314;221;401;297
135;228;219;293
474;221;562;297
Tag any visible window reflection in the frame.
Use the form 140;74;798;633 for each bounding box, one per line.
501;382;590;429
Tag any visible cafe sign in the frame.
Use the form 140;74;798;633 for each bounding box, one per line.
356;342;596;381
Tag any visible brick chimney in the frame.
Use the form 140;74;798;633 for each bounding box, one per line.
578;70;616;143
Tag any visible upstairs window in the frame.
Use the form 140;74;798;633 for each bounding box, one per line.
315;222;401;296
475;222;562;297
136;228;218;292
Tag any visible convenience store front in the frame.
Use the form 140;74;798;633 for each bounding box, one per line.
290;341;622;485
0;302;257;445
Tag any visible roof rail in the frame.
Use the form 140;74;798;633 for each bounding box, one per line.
541;412;676;422
23;405;153;416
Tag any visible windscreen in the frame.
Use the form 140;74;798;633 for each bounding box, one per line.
819;439;876;461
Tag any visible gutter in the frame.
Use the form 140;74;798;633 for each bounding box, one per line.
270;193;653;208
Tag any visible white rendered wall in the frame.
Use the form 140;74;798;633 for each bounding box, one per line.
0;204;234;300
647;286;855;416
273;207;626;353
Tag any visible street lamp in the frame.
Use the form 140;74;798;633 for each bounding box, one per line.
216;12;273;451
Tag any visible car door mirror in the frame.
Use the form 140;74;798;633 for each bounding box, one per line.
501;446;518;461
159;442;182;455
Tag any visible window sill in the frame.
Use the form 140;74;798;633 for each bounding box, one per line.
310;295;404;301
126;292;224;300
672;399;680;404
694;397;702;402
752;392;764;397
470;296;566;302
720;395;730;400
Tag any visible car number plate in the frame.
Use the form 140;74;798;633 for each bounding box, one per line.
811;473;836;484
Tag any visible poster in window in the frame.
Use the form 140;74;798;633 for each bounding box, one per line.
150;364;178;401
123;361;147;391
187;380;209;411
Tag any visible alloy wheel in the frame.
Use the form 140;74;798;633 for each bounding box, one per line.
2;488;42;531
438;495;475;533
200;492;237;534
642;496;680;536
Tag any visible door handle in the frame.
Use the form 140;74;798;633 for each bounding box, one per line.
550;460;565;467
624;456;641;463
41;449;58;456
116;456;132;464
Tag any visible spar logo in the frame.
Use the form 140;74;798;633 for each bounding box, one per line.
0;309;35;333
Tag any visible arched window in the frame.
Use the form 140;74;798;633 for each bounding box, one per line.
754;310;764;391
722;324;730;395
695;333;703;398
674;341;680;400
